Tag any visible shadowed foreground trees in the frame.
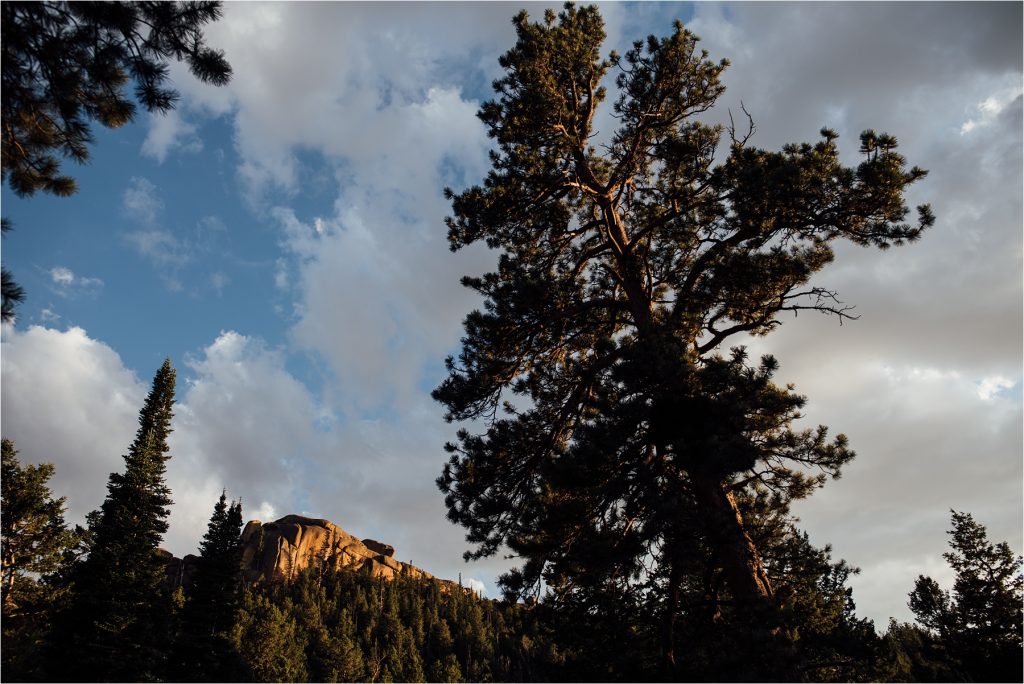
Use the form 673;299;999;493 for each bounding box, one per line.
169;491;246;682
0;438;80;680
434;4;932;678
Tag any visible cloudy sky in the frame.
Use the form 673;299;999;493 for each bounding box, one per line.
1;2;1020;628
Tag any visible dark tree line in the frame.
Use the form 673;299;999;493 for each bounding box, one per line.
1;366;1020;682
4;399;1019;683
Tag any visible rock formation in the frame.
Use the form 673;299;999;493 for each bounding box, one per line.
164;515;461;592
361;538;395;558
240;515;452;586
159;548;200;589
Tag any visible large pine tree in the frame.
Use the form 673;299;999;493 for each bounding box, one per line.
434;4;931;676
57;359;177;682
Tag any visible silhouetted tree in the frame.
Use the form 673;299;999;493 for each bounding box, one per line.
908;510;1022;682
877;620;958;683
1;220;25;323
56;358;177;682
435;4;931;678
170;491;245;681
2;1;231;197
1;438;77;612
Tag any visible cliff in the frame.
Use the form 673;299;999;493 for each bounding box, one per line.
164;514;459;591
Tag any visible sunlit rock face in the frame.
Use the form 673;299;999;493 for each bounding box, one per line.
163;515;459;591
240;515;442;585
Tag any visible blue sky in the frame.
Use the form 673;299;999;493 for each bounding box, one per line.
1;2;1021;628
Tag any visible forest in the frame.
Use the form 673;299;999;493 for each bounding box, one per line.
1;2;1021;682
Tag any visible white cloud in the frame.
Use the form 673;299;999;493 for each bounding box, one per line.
273;259;289;291
48;266;103;296
122;177;163;227
0;326;147;528
124;229;190;268
210;271;229;296
141;109;203;163
978;375;1016;401
960;84;1023;135
50;267;74;285
39;308;60;322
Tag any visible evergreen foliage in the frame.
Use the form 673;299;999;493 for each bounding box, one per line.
1;1;231;197
1;219;25;323
55;359;178;682
434;4;931;677
1;438;80;680
877;620;958;683
170;491;246;681
230;563;561;683
907;510;1023;682
0;438;77;612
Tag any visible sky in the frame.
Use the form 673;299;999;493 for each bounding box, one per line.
1;1;1021;629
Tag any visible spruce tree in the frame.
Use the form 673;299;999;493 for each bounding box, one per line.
58;358;177;682
170;491;245;681
435;4;931;677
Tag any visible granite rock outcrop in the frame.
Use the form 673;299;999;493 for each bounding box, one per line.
240;515;448;585
164;515;459;591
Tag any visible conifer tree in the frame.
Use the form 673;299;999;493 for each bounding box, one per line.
1;438;80;680
1;438;78;613
1;219;25;323
170;490;245;681
908;510;1023;682
57;358;177;682
435;4;931;675
2;1;231;198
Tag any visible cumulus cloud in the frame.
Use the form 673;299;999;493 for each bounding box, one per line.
0;325;481;579
0;325;147;527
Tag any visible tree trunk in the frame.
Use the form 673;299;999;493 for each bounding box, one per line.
687;467;774;612
662;557;681;679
